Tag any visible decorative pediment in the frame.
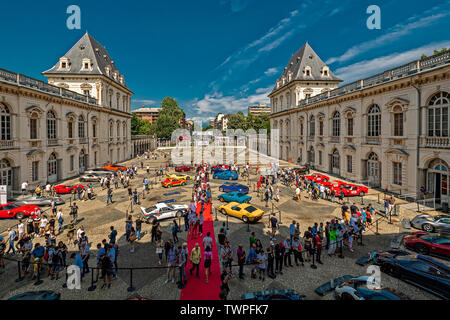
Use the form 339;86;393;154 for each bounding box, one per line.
66;112;77;120
25;105;44;117
26;149;45;156
386;147;409;156
343;144;357;151
343;106;357;117
386;97;410;112
67;145;79;152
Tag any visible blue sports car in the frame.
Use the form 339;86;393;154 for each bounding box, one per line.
211;167;229;175
218;191;252;203
213;170;238;180
219;183;249;194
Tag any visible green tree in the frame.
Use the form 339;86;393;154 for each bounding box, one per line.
227;111;247;130
131;113;151;135
152;97;184;138
422;48;448;59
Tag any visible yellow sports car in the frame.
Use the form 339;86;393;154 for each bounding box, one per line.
167;174;192;181
218;202;264;223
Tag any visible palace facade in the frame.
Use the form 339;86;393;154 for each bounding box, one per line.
269;43;450;205
0;32;133;196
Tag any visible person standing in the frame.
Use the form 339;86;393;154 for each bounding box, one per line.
267;246;275;278
178;245;187;286
292;237;304;266
189;243;201;279
204;246;212;284
236;244;246;280
56;209;64;235
172;220;180;244
106;188;113;206
314;231;323;264
21;181;28;195
80;242;90;276
6;228;16;255
135;217;142;241
269;214;278;239
165;245;177;284
256;249;267;282
283;237;293;267
156;239;164;265
274;242;284;275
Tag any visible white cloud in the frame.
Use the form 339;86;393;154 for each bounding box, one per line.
192;87;272;116
334;40;450;83
132;99;157;106
327;6;450;65
264;67;279;76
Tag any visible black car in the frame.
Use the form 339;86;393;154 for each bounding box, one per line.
376;254;450;299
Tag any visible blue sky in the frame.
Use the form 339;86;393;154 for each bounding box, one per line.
1;0;449;124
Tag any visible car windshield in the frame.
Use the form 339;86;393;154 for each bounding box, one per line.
246;206;257;213
145;206;157;212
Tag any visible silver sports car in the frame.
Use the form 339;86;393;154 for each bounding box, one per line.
14;196;65;207
410;214;450;234
80;173;103;182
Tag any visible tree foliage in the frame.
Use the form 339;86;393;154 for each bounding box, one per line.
131;113;151;135
226;111;270;133
153;97;184;139
421;48;448;59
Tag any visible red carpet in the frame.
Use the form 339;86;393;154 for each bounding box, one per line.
180;202;222;300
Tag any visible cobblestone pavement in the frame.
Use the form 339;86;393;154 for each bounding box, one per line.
0;151;446;300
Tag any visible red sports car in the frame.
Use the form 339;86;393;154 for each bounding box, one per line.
54;185;86;194
161;177;187;188
175;166;193;172
403;232;450;258
212;164;230;170
0;203;39;220
305;173;330;183
102;164;127;172
333;181;369;197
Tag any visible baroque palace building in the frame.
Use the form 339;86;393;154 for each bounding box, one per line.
0;32;133;196
269;43;450;205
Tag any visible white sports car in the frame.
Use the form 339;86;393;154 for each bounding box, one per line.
334;276;408;300
140;203;188;224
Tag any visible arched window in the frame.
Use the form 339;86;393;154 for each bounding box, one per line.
309;116;315;137
117;122;120;138
332;111;341;137
332;149;340;171
78;115;85;138
109;121;114;138
0;104;11;141
428;92;450;137
123;123;127;139
79;149;86;172
0;159;12;187
367;104;381;137
47;111;57;139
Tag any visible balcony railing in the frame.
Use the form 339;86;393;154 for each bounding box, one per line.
0;140;18;150
79;138;88;144
329;136;341;143
47;139;59;146
0;68;98;106
365;137;381;145
421;136;450;148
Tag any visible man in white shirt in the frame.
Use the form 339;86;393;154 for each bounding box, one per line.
17;220;24;239
21;181;28;195
295;187;301;201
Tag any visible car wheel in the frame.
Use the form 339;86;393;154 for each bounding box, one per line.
414;243;430;255
213;175;217;179
219;187;224;192
422;223;434;233
340;292;355;301
176;211;183;218
219;197;225;202
15;212;25;220
221;209;228;216
242;216;249;223
182;182;186;186
167;184;172;188
229;177;233;181
359;191;365;197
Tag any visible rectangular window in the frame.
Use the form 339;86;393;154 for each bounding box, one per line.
70;155;74;171
393;162;402;186
319;121;324;136
32;161;39;182
83;90;90;96
347;118;353;136
30;118;37;139
300;123;303;136
347;155;353;173
394;113;404;136
68;122;73;139
94;152;97;166
319;151;323;165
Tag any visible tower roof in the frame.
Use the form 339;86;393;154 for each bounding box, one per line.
272;42;342;93
42;32;129;89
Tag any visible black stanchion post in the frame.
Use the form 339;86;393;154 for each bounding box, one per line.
62;270;68;288
34;262;43;286
226;213;229;230
246;218;250;233
310;248;317;269
15;260;23;282
127;269;136;292
88;267;96;291
215;208;218;222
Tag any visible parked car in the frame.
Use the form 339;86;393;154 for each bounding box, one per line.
8;291;61;300
211;167;229;175
161;177;187;188
80;173;102;182
292;166;310;175
54;185;85;194
217;191;252;204
102;164;127;172
411;214;450;234
403;232;450;258
167;174;192;180
140;203;188;224
334;276;409;300
14;196;65;207
0;203;39;220
218;183;249;194
212;164;230;170
87;168;115;174
242;290;305;300
376;254;450;299
326;181;369;197
218;202;264;223
304;173;330;183
213;170;239;181
175;166;193;172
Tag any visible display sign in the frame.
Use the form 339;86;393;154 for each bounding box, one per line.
0;185;7;205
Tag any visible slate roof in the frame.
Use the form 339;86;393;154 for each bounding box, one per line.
42;32;129;89
272;42;342;93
